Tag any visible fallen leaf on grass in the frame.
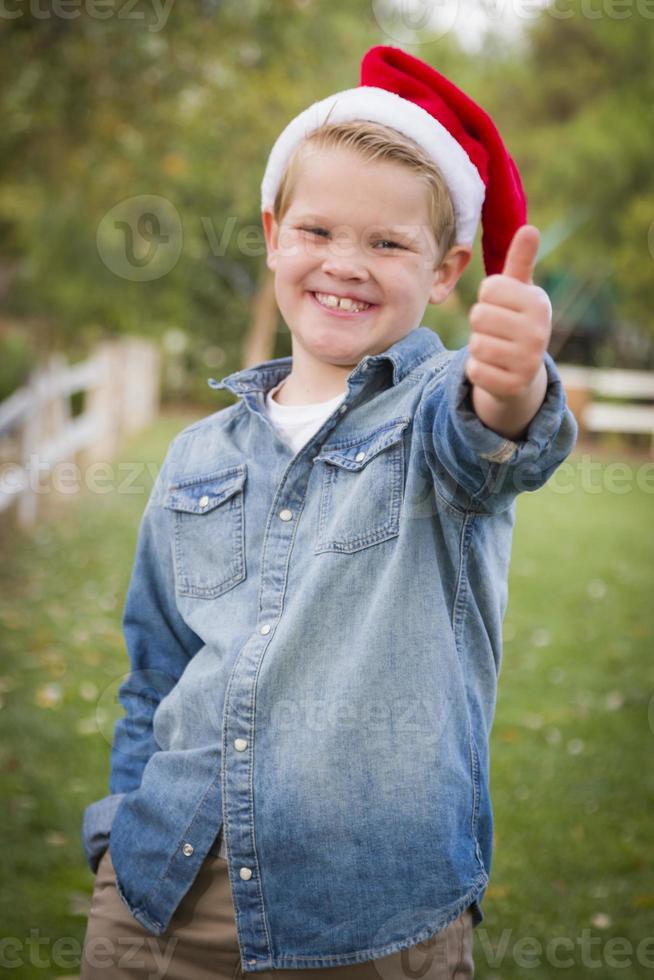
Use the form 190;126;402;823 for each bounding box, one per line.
45;831;68;847
530;628;551;648
587;579;607;600
605;690;625;711
76;716;99;736
35;683;63;708
79;681;99;702
632;894;654;909
485;884;511;899
68;892;92;917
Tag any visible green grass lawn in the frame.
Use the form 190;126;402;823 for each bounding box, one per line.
1;414;653;979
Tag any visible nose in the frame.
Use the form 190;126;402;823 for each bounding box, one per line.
320;239;370;282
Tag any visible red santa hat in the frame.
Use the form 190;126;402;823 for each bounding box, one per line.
260;45;527;275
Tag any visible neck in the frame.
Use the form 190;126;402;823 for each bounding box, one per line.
274;355;353;405
272;375;348;406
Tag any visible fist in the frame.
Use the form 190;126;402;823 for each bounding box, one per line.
465;225;552;401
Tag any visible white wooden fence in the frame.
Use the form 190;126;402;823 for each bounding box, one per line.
2;346;651;530
558;365;654;454
0;337;161;529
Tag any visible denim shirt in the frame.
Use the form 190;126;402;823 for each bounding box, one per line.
81;326;577;973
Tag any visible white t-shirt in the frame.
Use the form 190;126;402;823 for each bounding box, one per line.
264;378;347;454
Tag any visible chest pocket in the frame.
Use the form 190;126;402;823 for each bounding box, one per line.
163;463;247;599
312;418;410;554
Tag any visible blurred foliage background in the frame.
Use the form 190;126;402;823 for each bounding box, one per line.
1;6;653;979
1;0;653;406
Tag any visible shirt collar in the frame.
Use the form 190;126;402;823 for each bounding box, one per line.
207;326;446;397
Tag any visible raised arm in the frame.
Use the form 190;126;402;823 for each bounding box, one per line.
416;227;578;515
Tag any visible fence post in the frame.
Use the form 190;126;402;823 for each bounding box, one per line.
15;367;41;530
562;382;592;440
119;336;161;435
79;341;124;467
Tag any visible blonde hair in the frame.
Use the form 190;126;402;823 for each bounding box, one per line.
271;119;457;265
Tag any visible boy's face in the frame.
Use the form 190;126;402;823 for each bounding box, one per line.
262;144;471;372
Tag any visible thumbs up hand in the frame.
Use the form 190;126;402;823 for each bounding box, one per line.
465;225;552;440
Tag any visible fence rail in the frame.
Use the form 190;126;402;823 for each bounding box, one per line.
2;350;652;530
0;337;161;529
558;364;654;453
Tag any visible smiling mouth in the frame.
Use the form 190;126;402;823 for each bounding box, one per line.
309;292;376;315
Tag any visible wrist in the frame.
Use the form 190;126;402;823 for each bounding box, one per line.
472;362;548;441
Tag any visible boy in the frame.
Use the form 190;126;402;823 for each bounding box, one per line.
80;45;577;978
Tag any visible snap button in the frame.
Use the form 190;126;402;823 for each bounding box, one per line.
279;509;293;521
339;405;347;413
182;842;194;857
199;495;209;508
234;738;248;751
260;623;271;635
355;451;365;462
239;867;253;880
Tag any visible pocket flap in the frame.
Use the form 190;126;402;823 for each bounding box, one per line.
313;418;410;471
164;464;246;514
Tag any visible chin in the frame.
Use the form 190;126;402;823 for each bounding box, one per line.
296;329;361;361
311;341;364;366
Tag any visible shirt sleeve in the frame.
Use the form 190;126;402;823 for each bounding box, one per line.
80;434;204;873
416;346;579;515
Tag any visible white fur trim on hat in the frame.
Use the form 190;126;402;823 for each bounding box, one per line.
260;86;486;246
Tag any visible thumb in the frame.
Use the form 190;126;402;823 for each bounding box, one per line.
502;224;540;284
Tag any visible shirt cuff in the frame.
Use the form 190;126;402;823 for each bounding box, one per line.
81;792;127;874
446;346;575;472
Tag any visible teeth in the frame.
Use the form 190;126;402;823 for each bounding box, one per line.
314;292;371;313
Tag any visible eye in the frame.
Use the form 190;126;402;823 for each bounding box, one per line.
299;226;329;238
374;239;406;250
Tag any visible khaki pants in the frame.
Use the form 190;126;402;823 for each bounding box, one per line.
80;846;475;979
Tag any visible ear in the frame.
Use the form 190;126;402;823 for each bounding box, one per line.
428;245;472;305
261;208;279;272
